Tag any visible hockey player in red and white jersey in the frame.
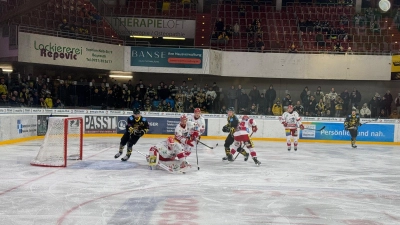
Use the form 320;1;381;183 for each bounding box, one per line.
147;137;191;172
279;105;304;151
187;108;206;136
228;115;261;165
174;114;199;156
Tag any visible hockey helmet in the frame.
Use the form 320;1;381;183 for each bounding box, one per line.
167;136;175;149
133;108;141;115
242;115;249;121
352;107;357;112
194;108;201;118
180;114;187;124
227;107;235;112
287;105;294;112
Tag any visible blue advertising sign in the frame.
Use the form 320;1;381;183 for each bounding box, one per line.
300;122;394;142
130;46;203;68
117;116;208;135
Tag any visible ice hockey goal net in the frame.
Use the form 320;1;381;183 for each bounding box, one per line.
31;117;83;167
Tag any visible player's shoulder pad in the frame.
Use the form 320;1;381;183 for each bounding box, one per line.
129;116;133;120
142;117;147;121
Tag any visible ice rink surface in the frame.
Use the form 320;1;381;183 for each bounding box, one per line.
0;137;399;225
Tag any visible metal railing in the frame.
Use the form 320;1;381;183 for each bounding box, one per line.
18;25;124;45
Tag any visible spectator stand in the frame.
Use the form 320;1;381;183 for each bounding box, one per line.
210;0;394;54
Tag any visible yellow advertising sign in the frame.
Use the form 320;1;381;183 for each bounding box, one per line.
391;55;400;72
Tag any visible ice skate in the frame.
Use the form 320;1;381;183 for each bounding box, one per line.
287;146;291;151
352;144;357;148
294;146;297;151
253;157;261;166
114;152;123;159
222;156;228;160
121;155;130;161
227;153;234;162
244;152;249;161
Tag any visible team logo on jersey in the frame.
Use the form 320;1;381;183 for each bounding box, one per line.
118;120;127;131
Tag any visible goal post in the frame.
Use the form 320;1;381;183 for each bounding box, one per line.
31;117;83;167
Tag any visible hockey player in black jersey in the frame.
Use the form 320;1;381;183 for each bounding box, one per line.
115;108;150;161
222;107;246;161
344;107;361;148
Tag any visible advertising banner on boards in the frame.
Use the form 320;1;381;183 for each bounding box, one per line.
300;122;394;142
85;116;117;133
37;115;67;136
117;116;208;135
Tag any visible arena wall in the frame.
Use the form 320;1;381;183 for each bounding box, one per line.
15;32;393;81
0;108;399;145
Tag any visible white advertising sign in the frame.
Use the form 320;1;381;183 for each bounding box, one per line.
109;17;196;39
18;32;124;70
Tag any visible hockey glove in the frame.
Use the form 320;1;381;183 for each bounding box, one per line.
185;139;194;147
134;130;145;137
359;123;362;127
222;125;230;133
191;131;200;141
252;126;258;133
128;127;135;134
282;122;288;127
299;124;305;130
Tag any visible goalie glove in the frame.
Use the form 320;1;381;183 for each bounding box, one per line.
134;130;145;137
222;125;230;133
128;127;135;134
252;126;258;133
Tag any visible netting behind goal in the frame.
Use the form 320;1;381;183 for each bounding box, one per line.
31;117;83;167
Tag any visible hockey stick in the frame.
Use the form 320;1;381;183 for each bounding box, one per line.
198;141;218;149
232;132;254;161
195;143;199;170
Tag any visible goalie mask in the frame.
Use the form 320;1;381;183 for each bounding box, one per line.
167;136;175;150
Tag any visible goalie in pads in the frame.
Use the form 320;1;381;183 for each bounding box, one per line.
148;137;191;172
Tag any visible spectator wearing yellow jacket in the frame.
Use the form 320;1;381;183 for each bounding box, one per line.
44;94;53;108
272;100;283;116
0;78;8;95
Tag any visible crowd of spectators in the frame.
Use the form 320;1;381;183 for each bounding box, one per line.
57;5;102;38
0;73;399;119
224;84;399;119
0;74;222;114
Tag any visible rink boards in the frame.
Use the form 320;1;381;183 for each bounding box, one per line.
0;108;399;144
